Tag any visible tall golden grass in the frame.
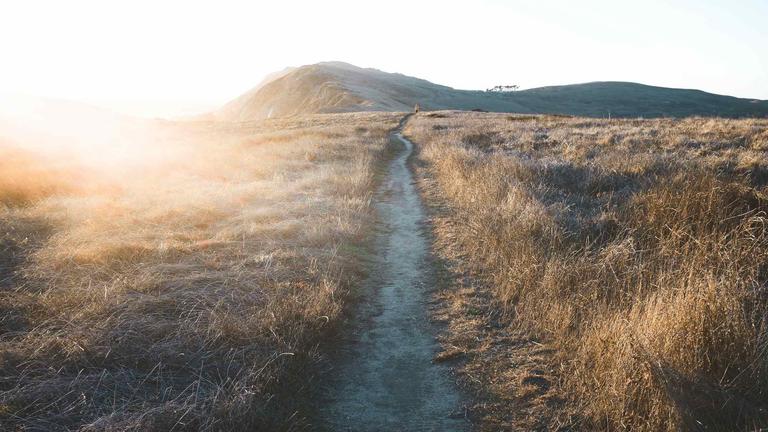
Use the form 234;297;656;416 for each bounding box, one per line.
407;111;768;431
0;112;400;430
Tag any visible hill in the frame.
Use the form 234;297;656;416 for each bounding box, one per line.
217;62;768;121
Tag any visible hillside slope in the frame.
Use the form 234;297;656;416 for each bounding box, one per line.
217;62;532;121
513;81;768;118
218;62;768;121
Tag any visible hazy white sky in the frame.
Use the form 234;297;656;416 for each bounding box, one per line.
1;0;766;117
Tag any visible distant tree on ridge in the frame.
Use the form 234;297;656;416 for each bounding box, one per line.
486;85;519;92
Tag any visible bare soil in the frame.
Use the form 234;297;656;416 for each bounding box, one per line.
318;117;469;431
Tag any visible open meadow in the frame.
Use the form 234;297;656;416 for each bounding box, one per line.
0;112;401;431
407;111;768;431
4;107;768;431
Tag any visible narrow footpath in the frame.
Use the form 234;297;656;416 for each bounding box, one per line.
319;115;468;431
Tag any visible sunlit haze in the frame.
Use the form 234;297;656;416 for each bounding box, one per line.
2;1;768;429
1;0;766;118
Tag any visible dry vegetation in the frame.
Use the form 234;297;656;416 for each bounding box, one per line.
407;111;768;431
0;146;84;207
0;112;401;431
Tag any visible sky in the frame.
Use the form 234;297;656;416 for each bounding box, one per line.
1;0;766;117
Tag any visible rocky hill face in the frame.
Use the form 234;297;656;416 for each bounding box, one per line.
217;62;768;121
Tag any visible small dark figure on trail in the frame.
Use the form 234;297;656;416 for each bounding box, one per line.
414;103;420;113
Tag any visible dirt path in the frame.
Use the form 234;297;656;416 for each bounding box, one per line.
318;115;468;431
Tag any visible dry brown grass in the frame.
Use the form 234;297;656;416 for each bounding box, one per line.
0;112;401;431
0;145;85;207
408;111;768;431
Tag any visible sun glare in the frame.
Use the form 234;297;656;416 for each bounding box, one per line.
0;1;767;430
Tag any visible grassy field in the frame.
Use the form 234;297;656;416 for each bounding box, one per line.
0;112;400;431
5;108;768;431
407;111;768;431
